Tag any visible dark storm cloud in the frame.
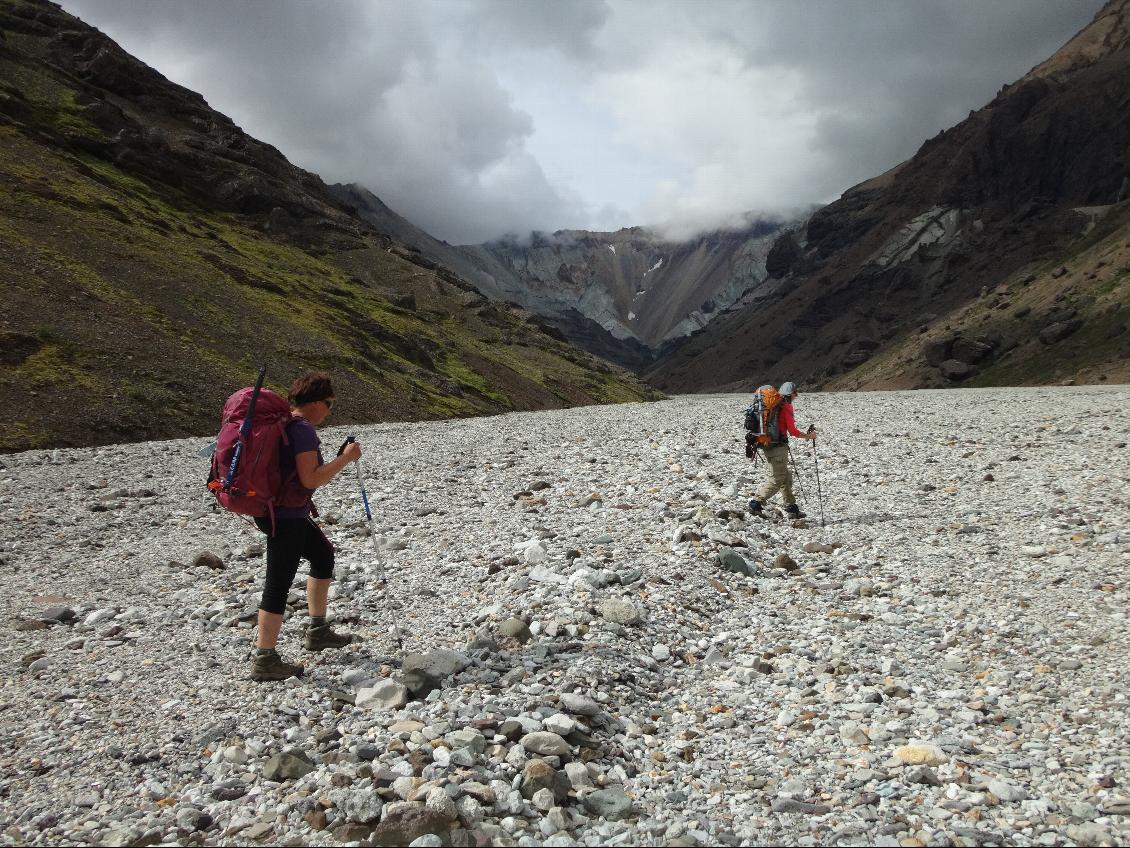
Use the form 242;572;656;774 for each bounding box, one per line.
58;0;1105;242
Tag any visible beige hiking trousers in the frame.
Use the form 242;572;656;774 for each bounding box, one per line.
755;444;795;506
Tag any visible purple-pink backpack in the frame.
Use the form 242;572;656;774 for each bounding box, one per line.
207;384;309;526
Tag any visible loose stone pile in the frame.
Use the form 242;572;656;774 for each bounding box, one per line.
0;386;1127;847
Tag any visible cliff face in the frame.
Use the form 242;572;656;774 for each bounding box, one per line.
0;0;660;452
459;221;791;350
649;0;1130;392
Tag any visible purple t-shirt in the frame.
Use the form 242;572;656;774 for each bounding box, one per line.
277;417;321;518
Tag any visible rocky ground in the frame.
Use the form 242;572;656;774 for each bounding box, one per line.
0;387;1127;847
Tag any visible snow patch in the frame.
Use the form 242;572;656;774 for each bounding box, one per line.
608;245;616;254
644;258;663;274
627;311;636;321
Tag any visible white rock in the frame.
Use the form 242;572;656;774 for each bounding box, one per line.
355;679;409;710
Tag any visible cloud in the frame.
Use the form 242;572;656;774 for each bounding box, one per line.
584;0;1105;236
59;0;1103;243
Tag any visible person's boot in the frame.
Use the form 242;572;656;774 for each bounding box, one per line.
251;650;303;682
305;623;353;652
785;503;806;519
747;499;763;515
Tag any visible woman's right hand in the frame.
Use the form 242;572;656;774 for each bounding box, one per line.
342;441;363;463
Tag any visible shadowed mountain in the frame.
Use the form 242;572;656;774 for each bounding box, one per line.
649;0;1130;393
0;0;660;452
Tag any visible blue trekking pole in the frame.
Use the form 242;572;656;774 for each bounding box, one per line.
223;364;267;491
338;435;383;571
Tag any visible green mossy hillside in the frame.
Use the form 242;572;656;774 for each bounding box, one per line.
0;1;661;452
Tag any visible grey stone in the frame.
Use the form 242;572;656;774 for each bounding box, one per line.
356;679;409;710
520;731;571;757
446;728;486;754
262;749;315;782
598;600;641;626
718;548;754;576
543;714;576;735
582;786;634;820
37;606;75;623
498;617;532;643
906;766;942;787
988;778;1028;802
402;648;469;680
771;798;831;815
560;693;601;716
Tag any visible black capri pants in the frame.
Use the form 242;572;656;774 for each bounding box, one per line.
253;517;334;614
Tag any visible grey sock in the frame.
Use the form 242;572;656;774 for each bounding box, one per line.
256;647;277;657
309;616;326;628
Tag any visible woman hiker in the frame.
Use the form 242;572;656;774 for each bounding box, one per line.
252;372;362;682
748;381;817;520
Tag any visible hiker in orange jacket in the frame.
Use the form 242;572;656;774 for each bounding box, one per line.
749;381;816;518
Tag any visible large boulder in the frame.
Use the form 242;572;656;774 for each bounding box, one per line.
951;335;993;362
1039;319;1083;344
923;335;956;366
940;359;973;380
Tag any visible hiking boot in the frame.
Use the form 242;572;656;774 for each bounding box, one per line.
305;623;353;652
747;499;763;514
785;504;806;519
251;651;303;682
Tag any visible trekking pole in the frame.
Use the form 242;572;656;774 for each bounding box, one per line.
339;436;383;573
222;364;267;491
787;444;809;507
811;432;826;529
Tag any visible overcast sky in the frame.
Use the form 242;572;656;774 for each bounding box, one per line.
61;0;1104;244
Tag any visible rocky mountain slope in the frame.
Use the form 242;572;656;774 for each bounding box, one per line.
0;0;659;453
3;388;1128;846
459;221;791;351
650;0;1130;393
334;182;796;370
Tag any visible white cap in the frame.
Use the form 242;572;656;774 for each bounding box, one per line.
779;381;796;396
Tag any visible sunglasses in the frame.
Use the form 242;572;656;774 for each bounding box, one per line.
321;398;335;410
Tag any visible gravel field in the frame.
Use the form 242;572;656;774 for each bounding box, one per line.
1;386;1128;847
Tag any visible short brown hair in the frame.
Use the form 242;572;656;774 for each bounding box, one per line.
288;372;334;406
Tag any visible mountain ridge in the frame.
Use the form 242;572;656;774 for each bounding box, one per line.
649;0;1130;392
